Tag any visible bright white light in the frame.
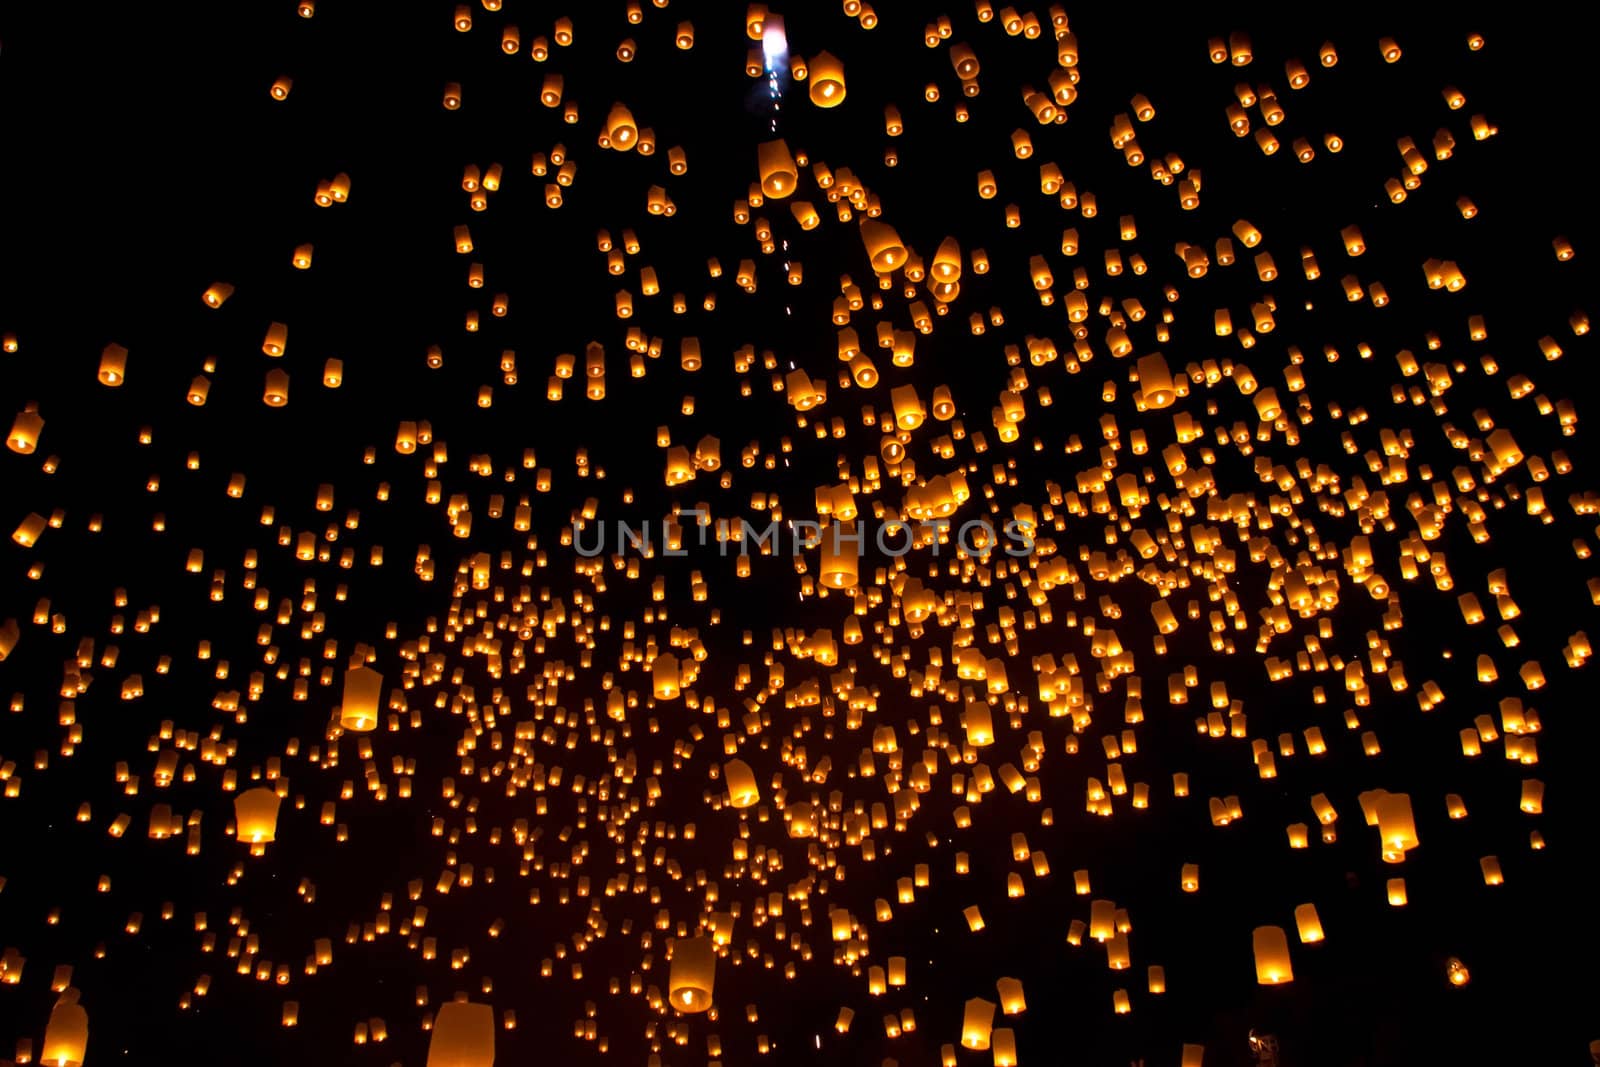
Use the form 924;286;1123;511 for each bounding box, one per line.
762;23;787;68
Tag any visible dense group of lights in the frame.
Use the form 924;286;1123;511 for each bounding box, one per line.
1;2;1593;1065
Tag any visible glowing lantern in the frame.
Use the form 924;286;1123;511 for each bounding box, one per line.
961;997;996;1049
1374;791;1418;861
818;525;860;589
669;936;715;1012
1252;925;1293;984
340;665;383;731
98;343;128;386
890;385;926;429
724;759;759;808
757;139;798;197
1136;353;1174;408
1294;903;1324;943
996;977;1025;1014
809;52;846;107
42;995;89;1067
605;103;638;150
263;368;290;407
860;220;906;271
234;787;281;844
427;1000;495;1066
7;407;43;454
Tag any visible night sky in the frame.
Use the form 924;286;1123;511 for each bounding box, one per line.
1;4;1596;1066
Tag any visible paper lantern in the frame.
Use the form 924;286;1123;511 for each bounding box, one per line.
42;996;89;1067
7;408;43;454
235;787;281;845
1252;925;1293;984
860;220;906;272
652;653;681;699
668;936;715;1012
724;759;759;808
605;102;638;150
757;139;798;198
263;368;290;407
1136;352;1174;408
98;343;128;386
961;997;996;1049
1294;903;1324;943
427;1000;495;1066
340;665;383;731
818;525;860;589
809;51;845;106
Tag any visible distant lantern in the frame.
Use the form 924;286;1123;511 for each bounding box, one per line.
669;936;715;1012
340;665;383;732
234;787;281;845
427;1000;496;1067
809;51;846;106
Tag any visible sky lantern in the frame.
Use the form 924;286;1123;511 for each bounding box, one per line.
234;787;281;845
1252;926;1294;984
41;993;89;1067
668;936;716;1012
723;759;759;808
808;51;846;106
427;1000;495;1067
0;8;1583;1066
339;665;383;731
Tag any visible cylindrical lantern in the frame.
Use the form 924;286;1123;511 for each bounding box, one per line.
1294;903;1323;943
427;1000;495;1066
860;220;905;272
809;51;845;106
42;997;89;1067
757;139;797;198
340;665;383;731
961;997;995;1050
235;787;281;844
99;343;128;386
7;408;43;454
668;936;715;1012
724;759;759;808
818;524;859;589
1252;925;1293;984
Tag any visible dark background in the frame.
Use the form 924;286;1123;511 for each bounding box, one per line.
1;3;1596;1065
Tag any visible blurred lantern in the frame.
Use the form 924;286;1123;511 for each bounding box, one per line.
427;1000;495;1066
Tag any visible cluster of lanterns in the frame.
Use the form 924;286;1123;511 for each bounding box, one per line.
0;2;1585;1065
